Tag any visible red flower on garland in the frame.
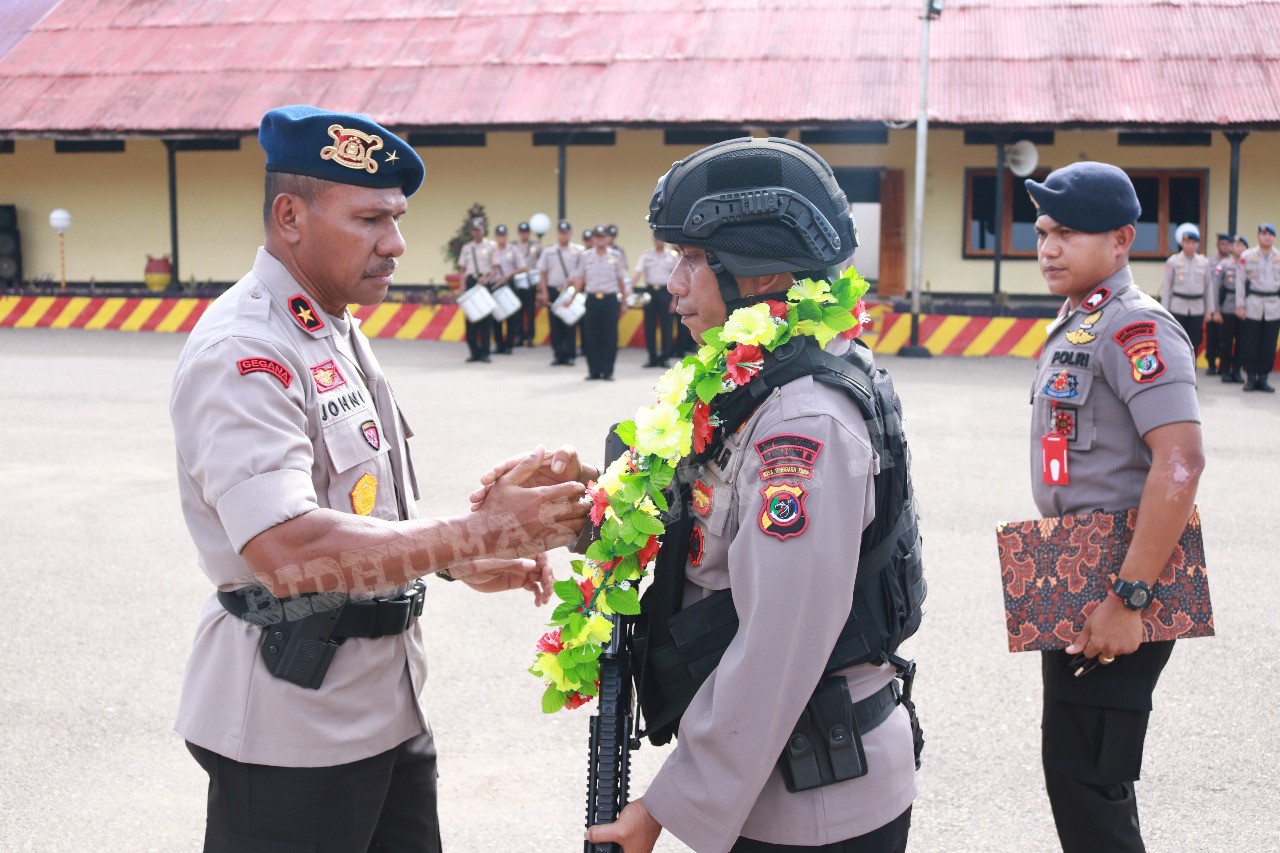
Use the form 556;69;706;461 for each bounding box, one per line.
578;578;595;610
841;299;870;340
637;534;661;568
588;482;611;526
564;692;592;710
766;300;789;319
724;343;764;386
535;629;563;655
692;400;715;454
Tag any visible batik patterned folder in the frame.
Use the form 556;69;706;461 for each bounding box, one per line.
996;507;1214;652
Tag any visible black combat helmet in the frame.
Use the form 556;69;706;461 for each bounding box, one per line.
647;137;857;284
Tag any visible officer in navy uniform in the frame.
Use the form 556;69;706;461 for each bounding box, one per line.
170;105;587;853
1024;162;1204;853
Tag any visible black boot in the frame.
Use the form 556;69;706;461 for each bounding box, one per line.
1258;375;1277;393
1229;369;1244;383
1244;374;1258;392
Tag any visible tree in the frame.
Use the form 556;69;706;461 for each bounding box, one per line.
442;202;488;267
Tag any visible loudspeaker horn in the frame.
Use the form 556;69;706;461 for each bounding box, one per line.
1006;140;1039;178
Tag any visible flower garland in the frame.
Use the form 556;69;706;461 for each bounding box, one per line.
529;268;873;713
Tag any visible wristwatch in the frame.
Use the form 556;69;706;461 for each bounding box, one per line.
1111;578;1151;610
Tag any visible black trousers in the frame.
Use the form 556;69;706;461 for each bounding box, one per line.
641;286;674;362
583;293;619;378
730;806;911;853
1218;312;1242;374
1239;316;1280;379
1204;318;1223;369
495;309;518;352
188;733;441;853
545;286;575;362
1040;642;1174;853
518;286;537;344
1171;312;1203;357
463;277;491;359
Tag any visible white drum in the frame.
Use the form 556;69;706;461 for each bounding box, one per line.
513;271;531;290
552;291;587;326
528;268;541;285
456;285;496;321
490;284;522;321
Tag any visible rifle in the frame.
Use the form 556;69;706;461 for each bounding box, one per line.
584;428;636;853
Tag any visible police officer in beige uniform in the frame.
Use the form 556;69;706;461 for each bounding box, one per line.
490;224;521;355
1203;232;1233;376
1025;162;1204;852
513;221;542;346
632;236;679;367
537;219;583;366
1160;225;1211;356
170;106;587;853
458;217;496;362
1214;235;1248;382
1235;223;1280;392
578;224;629;380
585;138;921;853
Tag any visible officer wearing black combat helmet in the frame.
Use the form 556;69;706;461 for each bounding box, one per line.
585;137;924;853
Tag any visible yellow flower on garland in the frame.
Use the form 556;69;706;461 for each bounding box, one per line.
531;652;572;691
584;613;615;644
634;401;692;462
789;279;836;304
721;302;778;347
793;317;842;349
654;362;696;406
596;454;630;496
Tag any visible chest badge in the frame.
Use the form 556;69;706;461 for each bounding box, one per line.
758;483;809;541
692;480;713;517
689;525;705;567
1043;370;1079;399
350;473;378;516
310;359;347;393
361;419;380;450
1064;310;1103;345
289;294;325;333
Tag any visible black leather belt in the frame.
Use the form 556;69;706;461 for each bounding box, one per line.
853;681;900;734
218;579;425;639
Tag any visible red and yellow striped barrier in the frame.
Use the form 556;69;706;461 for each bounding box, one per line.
4;294;1271;367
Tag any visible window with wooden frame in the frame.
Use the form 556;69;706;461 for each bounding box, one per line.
963;168;1206;261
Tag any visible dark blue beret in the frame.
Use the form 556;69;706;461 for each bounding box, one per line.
1025;161;1141;233
1216;232;1232;241
1260;223;1277;236
259;105;424;197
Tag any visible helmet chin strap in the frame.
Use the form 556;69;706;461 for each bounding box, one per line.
707;250;816;313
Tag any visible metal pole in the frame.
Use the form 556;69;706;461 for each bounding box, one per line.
166;140;180;286
558;141;567;221
1226;131;1248;237
59;231;66;290
993;141;1006;305
900;0;937;358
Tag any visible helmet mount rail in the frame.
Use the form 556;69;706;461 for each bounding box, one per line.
681;187;843;264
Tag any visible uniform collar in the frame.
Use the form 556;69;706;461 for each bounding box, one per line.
252;247;342;339
1046;266;1133;336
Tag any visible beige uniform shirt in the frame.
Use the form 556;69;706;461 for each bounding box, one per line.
1209;254;1240;314
514;239;541;272
1031;267;1199;518
634;247;679;289
171;248;427;767
459;238;496;281
537;243;583;290
579;248;625;295
1236;246;1280;321
491;243;520;284
1161;251;1211;316
644;338;917;852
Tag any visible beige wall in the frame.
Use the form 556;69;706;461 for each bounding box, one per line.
4;129;1280;295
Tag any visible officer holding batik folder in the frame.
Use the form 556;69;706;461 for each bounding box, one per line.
1024;162;1205;852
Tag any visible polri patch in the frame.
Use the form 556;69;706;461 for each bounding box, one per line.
692;480;713;517
351;472;378;516
1051;349;1091;368
1043;370;1079;399
758;483;808;541
361;419;380;450
237;357;292;388
310;359;347;393
689;525;705;567
289;293;325;333
1124;339;1165;383
1082;286;1111;311
754;433;823;481
1114;321;1157;347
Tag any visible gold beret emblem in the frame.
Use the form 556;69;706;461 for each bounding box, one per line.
321;125;383;175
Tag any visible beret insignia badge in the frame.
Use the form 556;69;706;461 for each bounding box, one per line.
321;124;384;175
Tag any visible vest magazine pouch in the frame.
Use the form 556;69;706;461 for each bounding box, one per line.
780;675;867;792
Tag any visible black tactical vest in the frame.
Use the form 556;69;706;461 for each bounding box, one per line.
629;336;926;746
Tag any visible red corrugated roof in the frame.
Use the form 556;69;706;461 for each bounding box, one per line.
0;0;1278;135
